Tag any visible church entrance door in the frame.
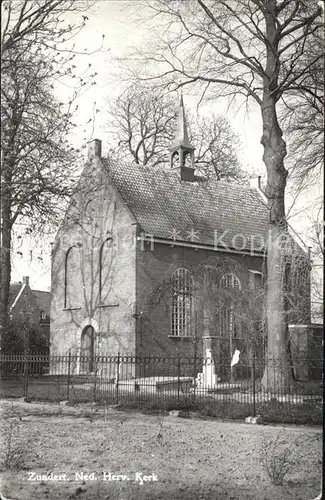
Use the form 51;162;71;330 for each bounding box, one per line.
80;325;95;373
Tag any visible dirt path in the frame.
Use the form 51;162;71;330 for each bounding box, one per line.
0;399;322;500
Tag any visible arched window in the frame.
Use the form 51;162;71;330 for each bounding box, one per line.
220;273;241;290
66;207;80;226
171;268;194;337
80;325;95;373
84;199;92;215
40;310;47;321
83;199;97;226
219;273;241;338
99;237;113;304
64;245;82;309
64;247;74;309
171;151;179;169
249;269;263;290
183;151;192;168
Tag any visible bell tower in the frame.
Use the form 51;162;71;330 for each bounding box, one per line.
170;96;196;181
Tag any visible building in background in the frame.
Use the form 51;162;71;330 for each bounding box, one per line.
3;276;51;352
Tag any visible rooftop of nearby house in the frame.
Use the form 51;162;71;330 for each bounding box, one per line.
33;290;51;315
9;277;51;316
9;283;24;309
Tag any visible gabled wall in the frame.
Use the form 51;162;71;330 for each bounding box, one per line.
50;150;137;374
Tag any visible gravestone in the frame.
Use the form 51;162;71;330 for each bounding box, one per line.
196;348;217;389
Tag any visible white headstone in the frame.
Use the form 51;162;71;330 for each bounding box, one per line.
202;348;216;388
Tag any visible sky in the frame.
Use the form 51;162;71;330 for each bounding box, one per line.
11;1;323;302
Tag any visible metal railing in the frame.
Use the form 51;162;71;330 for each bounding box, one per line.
0;352;322;424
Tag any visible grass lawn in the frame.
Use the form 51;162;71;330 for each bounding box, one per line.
0;399;322;500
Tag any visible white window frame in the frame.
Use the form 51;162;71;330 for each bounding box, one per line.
249;269;263;290
220;273;241;290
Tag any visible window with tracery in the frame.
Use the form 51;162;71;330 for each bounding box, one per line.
220;273;241;290
171;268;194;337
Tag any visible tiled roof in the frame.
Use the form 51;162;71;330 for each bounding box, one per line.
9;283;23;308
33;290;51;314
103;158;269;253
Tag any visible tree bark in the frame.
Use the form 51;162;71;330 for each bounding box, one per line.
260;97;293;391
0;161;12;349
259;1;294;392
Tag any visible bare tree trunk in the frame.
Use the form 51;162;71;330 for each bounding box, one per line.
0;166;12;348
259;2;294;392
260;96;293;391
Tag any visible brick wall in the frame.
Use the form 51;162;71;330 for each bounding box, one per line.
287;255;311;325
289;324;323;380
135;241;265;376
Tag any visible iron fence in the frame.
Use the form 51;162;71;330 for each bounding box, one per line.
0;352;322;424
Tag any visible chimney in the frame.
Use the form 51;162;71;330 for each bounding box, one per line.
249;175;267;203
249;176;261;190
23;276;29;286
88;139;102;159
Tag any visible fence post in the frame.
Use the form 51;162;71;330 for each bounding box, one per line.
23;348;29;398
252;354;256;418
193;343;197;403
93;356;97;403
177;354;181;403
67;349;71;401
116;352;120;405
273;354;276;396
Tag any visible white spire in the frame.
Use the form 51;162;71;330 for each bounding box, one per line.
170;95;195;150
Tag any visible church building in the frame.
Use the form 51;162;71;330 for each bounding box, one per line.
50;98;311;379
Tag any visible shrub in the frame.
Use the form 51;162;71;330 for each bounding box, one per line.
260;431;296;485
1;419;31;470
